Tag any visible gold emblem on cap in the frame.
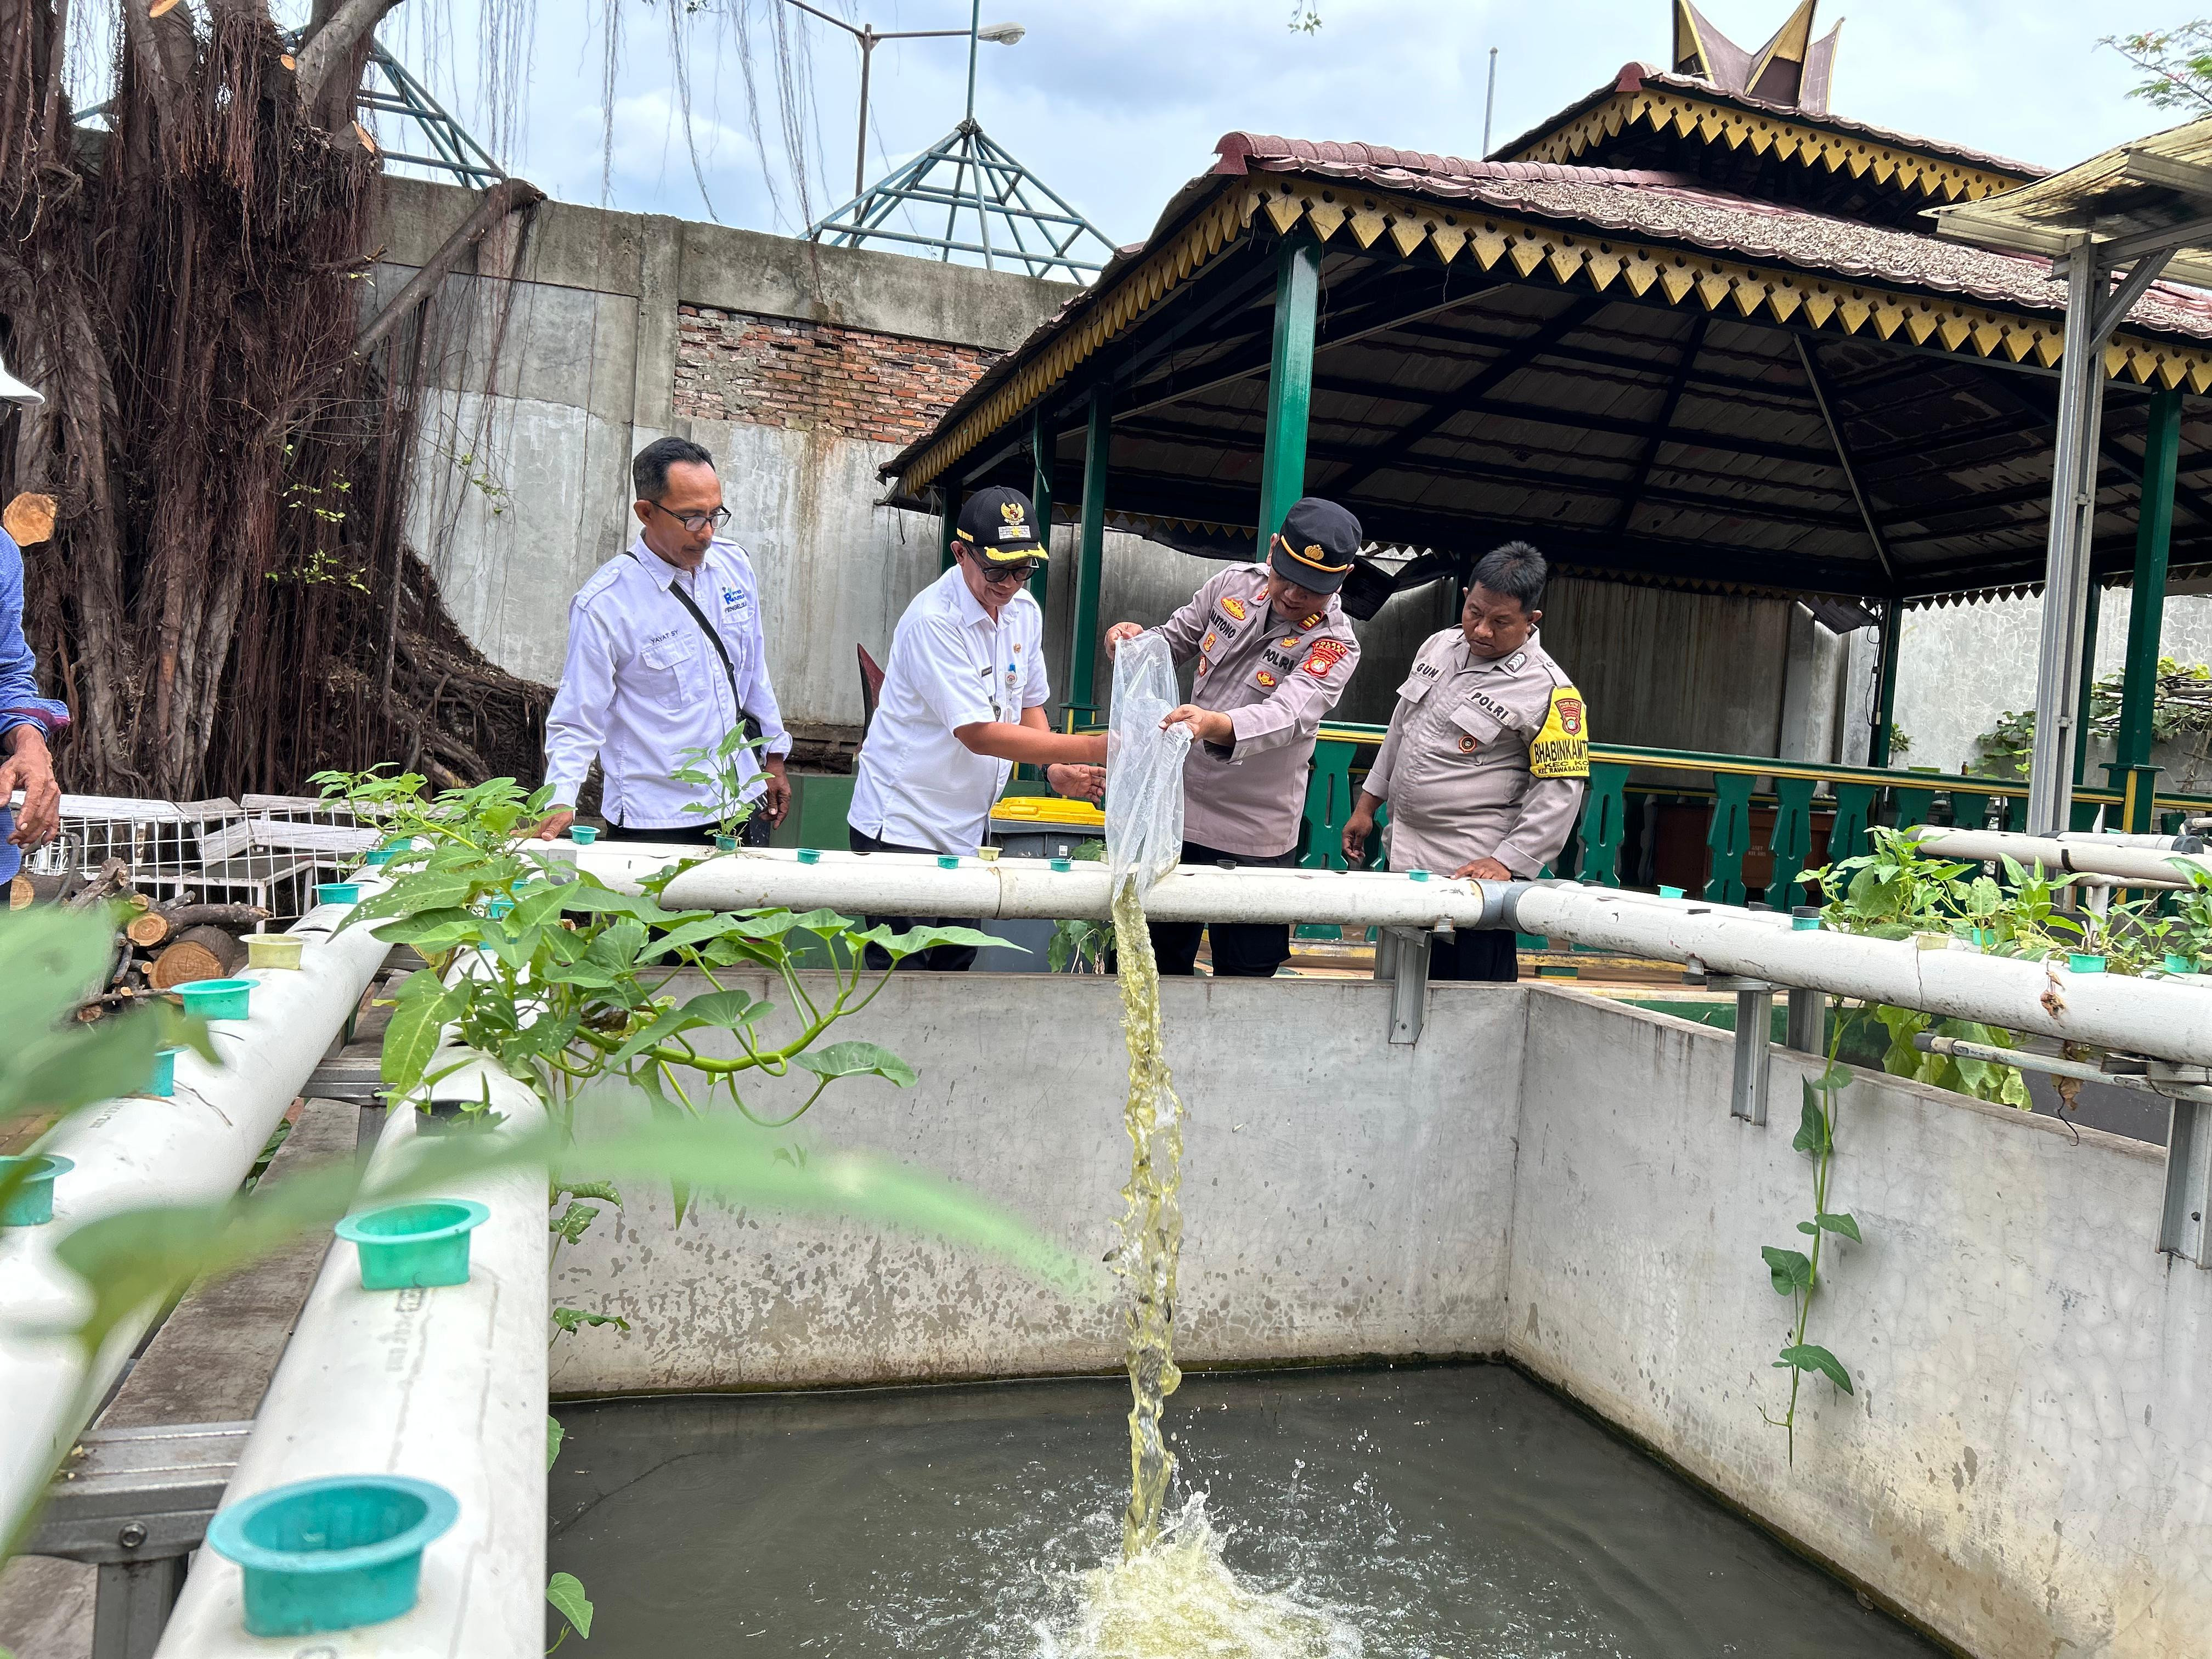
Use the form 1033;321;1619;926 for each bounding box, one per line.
1000;501;1026;527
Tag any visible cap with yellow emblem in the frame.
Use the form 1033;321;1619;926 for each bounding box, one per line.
953;486;1048;564
1266;496;1360;595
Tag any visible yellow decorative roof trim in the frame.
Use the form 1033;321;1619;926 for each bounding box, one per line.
898;172;2212;498
1504;87;2025;205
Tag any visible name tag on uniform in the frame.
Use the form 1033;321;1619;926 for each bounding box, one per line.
720;586;748;614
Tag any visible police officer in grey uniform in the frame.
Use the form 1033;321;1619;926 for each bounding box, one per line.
1105;497;1364;977
1342;540;1587;983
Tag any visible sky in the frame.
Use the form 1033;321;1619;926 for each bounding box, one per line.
335;0;2212;262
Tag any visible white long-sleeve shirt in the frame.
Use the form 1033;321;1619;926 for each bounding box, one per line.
847;568;1048;854
544;536;790;828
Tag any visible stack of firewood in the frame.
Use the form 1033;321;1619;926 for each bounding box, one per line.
8;857;272;1018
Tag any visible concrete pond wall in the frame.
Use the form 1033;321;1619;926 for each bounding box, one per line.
549;972;2212;1659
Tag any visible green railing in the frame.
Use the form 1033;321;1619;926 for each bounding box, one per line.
1297;727;2212;903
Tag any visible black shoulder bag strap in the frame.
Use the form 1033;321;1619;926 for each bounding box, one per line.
665;579;763;749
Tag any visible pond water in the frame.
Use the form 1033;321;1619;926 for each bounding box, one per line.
548;1364;1939;1658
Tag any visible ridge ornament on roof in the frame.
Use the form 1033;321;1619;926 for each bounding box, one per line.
1672;0;1839;115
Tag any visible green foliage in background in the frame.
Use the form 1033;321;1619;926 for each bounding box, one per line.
1972;660;2212;778
2102;24;2212;111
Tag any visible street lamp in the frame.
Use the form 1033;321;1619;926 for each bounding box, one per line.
783;1;1025;199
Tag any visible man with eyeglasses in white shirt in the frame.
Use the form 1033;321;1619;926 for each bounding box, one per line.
535;437;791;844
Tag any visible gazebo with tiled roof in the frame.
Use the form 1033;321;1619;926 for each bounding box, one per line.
881;0;2212;879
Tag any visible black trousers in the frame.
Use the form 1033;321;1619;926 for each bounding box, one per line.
602;812;770;847
1148;838;1300;978
847;826;981;972
1426;926;1520;984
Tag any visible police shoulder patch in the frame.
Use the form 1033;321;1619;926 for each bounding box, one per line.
1529;686;1589;780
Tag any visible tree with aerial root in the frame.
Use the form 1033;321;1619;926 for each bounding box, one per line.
0;0;550;800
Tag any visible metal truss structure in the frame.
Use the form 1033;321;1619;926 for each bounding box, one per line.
806;118;1115;283
354;41;506;188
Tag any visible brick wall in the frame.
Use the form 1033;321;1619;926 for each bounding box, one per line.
672;307;998;444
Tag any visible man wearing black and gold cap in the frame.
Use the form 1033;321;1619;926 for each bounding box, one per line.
1104;497;1364;977
849;484;1106;969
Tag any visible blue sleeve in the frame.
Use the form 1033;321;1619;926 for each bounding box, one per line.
0;529;70;742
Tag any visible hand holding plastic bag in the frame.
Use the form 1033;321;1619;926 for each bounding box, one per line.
1104;630;1191;903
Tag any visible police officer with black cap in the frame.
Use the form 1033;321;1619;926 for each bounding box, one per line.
1104;496;1364;977
849;485;1107;969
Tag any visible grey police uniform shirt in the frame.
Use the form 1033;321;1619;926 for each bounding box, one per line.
1363;625;1589;878
1148;564;1362;859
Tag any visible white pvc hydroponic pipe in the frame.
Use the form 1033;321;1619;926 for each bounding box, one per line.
154;1052;548;1659
659;845;1514;928
0;884;391;1539
1503;882;2212;1066
1912;827;2208;887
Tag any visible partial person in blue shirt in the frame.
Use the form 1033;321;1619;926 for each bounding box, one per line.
0;523;69;883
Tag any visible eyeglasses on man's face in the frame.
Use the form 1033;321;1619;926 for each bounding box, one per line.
976;560;1039;586
650;500;732;535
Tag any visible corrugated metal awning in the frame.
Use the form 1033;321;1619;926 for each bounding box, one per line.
1927;116;2212;290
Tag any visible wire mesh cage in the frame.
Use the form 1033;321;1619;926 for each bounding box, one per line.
12;793;380;924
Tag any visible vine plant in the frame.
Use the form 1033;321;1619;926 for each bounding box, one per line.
1760;1037;1860;1464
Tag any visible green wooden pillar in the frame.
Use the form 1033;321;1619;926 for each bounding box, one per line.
939;485;961;574
1028;405;1053;611
2107;387;2181;831
1256;234;1322;553
1870;601;1902;768
1069;390;1110;721
2073;579;2102;787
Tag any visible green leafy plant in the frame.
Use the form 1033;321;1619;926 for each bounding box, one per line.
1760;1042;1861;1464
2167;859;2212;966
1800;825;1974;940
547;1571;594;1651
312;767;990;1146
1047;840;1111;973
1973;708;2036;779
1796;832;2059;1108
669;724;765;845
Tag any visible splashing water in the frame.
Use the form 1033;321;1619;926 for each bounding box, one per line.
1109;877;1184;1556
1040;1493;1361;1659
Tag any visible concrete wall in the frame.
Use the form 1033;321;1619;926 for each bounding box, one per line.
1512;990;2211;1659
547;968;2212;1657
549;972;1526;1393
1897;587;2212;789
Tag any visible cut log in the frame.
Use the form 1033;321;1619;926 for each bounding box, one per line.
149;925;246;990
125;911;171;947
8;871;75;909
158;902;270;933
